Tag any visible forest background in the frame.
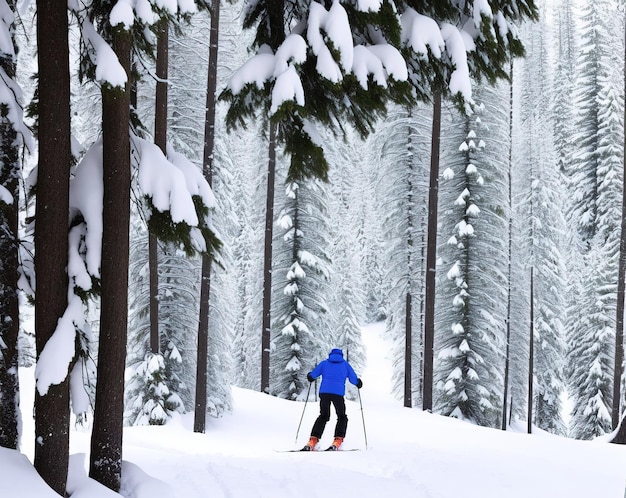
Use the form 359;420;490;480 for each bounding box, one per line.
1;0;625;496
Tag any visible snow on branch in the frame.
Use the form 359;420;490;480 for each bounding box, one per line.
79;17;128;88
0;184;11;204
440;23;471;101
35;295;84;396
401;9;445;58
401;9;473;102
137;137;201;226
0;0;14;58
307;1;352;82
69;141;104;285
0;2;34;151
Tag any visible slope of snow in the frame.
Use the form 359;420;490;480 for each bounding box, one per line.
3;322;626;497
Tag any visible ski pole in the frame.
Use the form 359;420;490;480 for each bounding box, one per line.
295;382;313;444
358;388;368;450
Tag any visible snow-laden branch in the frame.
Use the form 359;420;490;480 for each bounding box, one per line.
0;1;34;151
79;17;128;88
35;295;84;396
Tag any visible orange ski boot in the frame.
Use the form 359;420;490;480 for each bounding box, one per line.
301;436;319;451
326;437;344;451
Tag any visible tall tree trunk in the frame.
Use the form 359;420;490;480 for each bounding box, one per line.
527;267;534;434
89;25;132;493
0;0;20;451
261;121;277;394
502;61;514;431
195;0;220;432
611;14;626;433
259;0;285;394
150;18;169;355
404;292;412;408
33;1;71;493
423;92;442;412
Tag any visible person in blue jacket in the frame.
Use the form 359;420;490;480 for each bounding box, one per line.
302;348;363;451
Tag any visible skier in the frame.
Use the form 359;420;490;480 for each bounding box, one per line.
302;348;363;451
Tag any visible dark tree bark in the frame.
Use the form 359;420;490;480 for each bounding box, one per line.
258;0;285;395
404;292;412;408
89;25;132;493
195;0;221;433
150;18;169;355
260;121;277;394
33;1;72;493
0;0;20;451
422;92;442;412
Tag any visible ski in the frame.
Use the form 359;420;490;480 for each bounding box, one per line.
276;448;360;452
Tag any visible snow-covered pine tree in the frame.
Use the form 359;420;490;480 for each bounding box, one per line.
229;125;266;391
435;83;509;428
370;103;431;407
126;218;199;425
325;125;368;399
270;175;332;400
565;0;623;439
550;1;578;435
513;7;567;435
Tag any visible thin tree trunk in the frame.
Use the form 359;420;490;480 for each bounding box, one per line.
261;121;277;394
89;25;132;493
33;1;71;493
423;92;442;412
149;19;169;355
527;267;534;434
611;14;626;433
259;0;284;394
0;0;20;450
502;61;514;431
404;292;412;408
195;0;220;432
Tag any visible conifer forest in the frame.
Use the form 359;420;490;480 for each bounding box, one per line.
1;0;625;494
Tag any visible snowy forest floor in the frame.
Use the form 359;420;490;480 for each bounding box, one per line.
4;322;626;497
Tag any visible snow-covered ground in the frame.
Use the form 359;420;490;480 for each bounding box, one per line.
4;321;626;497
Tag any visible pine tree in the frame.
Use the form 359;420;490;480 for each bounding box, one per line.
565;0;623;439
326;126;368;398
435;83;509;428
515;7;567;435
270;177;332;399
371;104;431;407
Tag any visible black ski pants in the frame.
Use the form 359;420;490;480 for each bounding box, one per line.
311;393;348;439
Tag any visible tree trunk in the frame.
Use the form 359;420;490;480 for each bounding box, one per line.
502;61;514;431
33;1;71;493
0;0;20;451
404;292;412;408
261;121;277;394
612;16;626;433
423;92;442;412
89;25;132;493
195;0;220;432
150;19;169;355
527;267;534;434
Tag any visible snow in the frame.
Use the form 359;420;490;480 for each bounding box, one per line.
0;183;12;204
34;295;84;396
79;18;128;88
5;322;626;497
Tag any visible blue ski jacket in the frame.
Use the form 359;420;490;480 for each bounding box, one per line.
309;349;359;396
